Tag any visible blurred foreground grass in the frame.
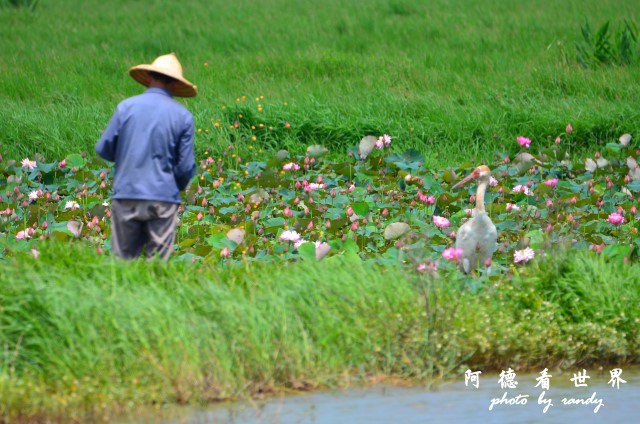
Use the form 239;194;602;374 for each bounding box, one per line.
0;242;637;422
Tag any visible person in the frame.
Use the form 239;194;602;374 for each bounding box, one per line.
95;53;197;260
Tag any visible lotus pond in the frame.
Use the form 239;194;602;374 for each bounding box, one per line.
1;128;639;270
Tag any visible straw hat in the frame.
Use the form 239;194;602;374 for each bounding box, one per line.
129;53;197;97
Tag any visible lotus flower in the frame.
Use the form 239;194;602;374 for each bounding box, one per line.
516;136;531;149
442;247;463;261
514;247;535;263
433;215;450;229
282;162;300;171
21;158;36;170
280;230;302;242
607;213;624;225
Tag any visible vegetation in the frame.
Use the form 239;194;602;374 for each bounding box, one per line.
1;0;640;422
576;19;639;68
0;243;637;422
1;0;639;164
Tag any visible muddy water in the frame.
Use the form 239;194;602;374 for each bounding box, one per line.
148;368;640;424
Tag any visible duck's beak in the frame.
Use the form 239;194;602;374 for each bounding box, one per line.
452;172;477;189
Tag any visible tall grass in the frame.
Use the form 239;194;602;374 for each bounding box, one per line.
0;0;639;165
0;242;637;422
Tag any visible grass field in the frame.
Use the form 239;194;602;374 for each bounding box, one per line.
0;243;637;422
1;0;639;165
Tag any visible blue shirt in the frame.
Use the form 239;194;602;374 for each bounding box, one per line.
95;87;196;204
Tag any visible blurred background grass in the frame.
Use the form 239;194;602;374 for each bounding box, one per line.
0;0;639;165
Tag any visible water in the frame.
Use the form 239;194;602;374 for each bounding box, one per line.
153;368;640;424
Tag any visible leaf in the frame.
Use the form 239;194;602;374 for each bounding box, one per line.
352;201;370;217
585;158;597;172
619;133;632;146
66;154;85;169
526;229;544;250
383;222;410;240
442;169;456;184
306;144;328;158
66;221;83;237
358;136;377;160
276;150;290;161
297;242;316;261
206;233;238;250
226;228;245;245
263;217;285;228
315;242;331;260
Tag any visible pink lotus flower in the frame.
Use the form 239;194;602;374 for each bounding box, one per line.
377;134;392;148
220;247;231;258
555;136;561;144
417;261;438;272
280;230;302;242
16;230;29;240
282;162;300;171
21;158;36;170
517;136;532;149
432;215;450;229
514;247;535;263
304;182;325;192
566;123;573;134
59;159;66;168
512;185;532;196
543;178;558;187
607;212;624;225
442;247;463;261
489;176;498;187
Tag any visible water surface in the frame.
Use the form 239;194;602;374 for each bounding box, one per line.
156;368;639;424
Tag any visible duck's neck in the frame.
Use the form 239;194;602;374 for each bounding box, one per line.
476;180;488;213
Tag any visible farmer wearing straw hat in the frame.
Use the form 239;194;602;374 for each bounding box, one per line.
95;53;197;260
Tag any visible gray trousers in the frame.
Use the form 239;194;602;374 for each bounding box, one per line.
111;199;179;260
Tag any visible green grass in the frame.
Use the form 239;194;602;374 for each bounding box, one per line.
0;242;637;422
1;0;639;165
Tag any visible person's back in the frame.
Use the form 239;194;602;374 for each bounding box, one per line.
95;53;197;260
101;88;194;204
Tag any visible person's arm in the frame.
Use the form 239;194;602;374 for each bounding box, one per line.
95;105;121;162
174;113;196;191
